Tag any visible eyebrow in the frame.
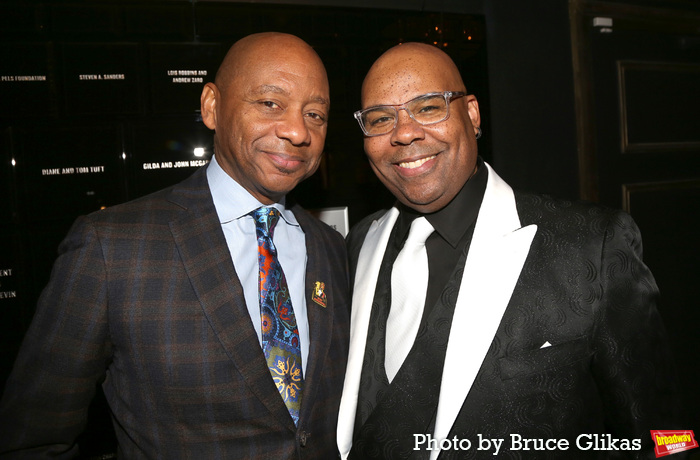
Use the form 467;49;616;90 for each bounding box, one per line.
311;95;330;107
252;84;329;107
253;85;288;96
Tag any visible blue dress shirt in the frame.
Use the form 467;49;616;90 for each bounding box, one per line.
206;155;309;375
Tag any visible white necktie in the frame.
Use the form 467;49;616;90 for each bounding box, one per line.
385;216;434;383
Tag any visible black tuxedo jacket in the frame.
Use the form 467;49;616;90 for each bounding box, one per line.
0;167;350;459
338;163;680;459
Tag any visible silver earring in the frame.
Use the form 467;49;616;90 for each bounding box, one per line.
475;126;482;139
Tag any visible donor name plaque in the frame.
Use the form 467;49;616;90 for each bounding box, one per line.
1;75;47;82
149;43;221;113
142;159;209;170
129;121;212;197
19;124;124;221
78;74;125;80
167;69;208;83
41;165;106;175
0;268;17;301
62;43;140;115
0;43;52;117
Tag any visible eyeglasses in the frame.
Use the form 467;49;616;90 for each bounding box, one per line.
353;91;466;137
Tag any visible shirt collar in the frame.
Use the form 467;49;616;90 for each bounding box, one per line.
397;156;487;248
206;155;299;227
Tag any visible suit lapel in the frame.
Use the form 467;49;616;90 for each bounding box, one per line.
293;207;334;426
337;207;399;457
338;164;537;458
167;169;295;433
429;164;537;459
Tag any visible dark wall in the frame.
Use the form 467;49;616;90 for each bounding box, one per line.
484;0;580;199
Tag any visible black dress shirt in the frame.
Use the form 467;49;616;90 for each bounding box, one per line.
392;157;487;316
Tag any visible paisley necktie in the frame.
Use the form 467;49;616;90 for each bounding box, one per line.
252;206;303;424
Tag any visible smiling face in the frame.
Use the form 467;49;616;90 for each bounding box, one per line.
201;33;329;204
361;43;481;213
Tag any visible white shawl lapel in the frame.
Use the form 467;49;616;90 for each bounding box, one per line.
429;163;537;459
337;207;400;457
336;163;537;459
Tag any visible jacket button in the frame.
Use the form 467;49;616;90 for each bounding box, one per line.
299;430;309;447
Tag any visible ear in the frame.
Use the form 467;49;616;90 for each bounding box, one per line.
465;95;481;135
200;82;218;130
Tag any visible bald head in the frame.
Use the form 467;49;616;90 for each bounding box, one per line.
216;32;328;98
361;42;466;107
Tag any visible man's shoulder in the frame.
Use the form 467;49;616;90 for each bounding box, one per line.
292;205;342;237
345;208;392;262
513;190;640;247
80;167;211;227
290;204;347;256
514;191;622;224
347;209;391;242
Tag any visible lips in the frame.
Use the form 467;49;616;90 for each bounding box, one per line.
397;154;436;169
265;151;305;171
391;151;439;177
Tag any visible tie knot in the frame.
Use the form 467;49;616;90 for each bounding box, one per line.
252;206;281;237
405;216;434;245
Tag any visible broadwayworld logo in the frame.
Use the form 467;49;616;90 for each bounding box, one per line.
651;430;698;457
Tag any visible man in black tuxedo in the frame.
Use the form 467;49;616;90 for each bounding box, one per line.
337;42;681;459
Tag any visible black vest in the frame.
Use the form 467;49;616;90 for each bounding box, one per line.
350;228;473;460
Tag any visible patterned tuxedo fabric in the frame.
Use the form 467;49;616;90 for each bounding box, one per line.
342;176;682;459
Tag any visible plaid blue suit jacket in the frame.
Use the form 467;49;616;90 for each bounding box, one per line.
0;167;350;459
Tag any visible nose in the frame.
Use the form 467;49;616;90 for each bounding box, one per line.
390;108;425;146
276;110;312;146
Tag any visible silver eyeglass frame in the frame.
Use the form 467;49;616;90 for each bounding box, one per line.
353;91;467;137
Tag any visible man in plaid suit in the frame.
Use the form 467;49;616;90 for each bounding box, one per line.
0;32;350;459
